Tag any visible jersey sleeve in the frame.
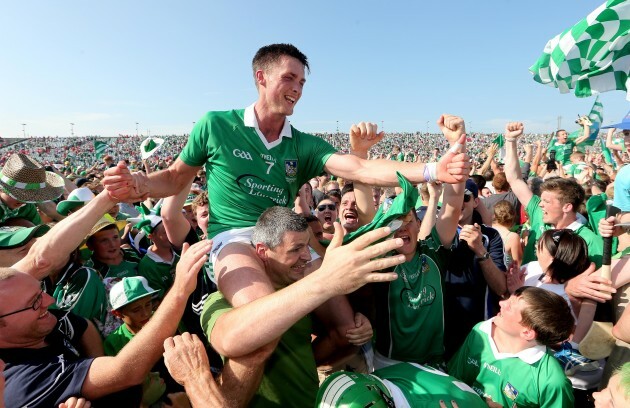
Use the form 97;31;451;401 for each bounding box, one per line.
447;330;475;384
200;292;233;350
296;132;337;186
179;114;212;167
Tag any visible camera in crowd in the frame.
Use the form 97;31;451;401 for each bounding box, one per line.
547;150;557;171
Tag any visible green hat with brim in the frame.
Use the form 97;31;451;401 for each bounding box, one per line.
109;276;159;310
140;137;165;160
0;224;50;249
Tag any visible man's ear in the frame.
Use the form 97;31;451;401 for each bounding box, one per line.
522;327;537;342
111;309;123;319
255;70;266;88
562;202;573;214
255;243;269;261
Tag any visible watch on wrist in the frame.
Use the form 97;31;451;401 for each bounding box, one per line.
477;251;491;262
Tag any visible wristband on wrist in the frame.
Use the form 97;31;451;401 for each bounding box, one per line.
505;137;517;142
423;162;437;183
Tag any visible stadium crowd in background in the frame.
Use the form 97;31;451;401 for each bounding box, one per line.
0;42;629;408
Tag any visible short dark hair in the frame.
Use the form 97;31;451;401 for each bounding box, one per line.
470;174;486;190
252;44;309;75
556;129;567;136
341;183;354;199
252;207;308;249
515;286;574;347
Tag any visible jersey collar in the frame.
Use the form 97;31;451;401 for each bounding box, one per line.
481;319;547;365
244;103;292;150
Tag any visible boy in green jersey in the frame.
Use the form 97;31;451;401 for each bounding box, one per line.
448;286;575;407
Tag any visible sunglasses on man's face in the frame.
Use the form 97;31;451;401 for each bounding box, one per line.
317;204;336;212
463;194;473;203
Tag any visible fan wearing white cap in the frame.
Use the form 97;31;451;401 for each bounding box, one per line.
0;153;64;226
105;277;159;355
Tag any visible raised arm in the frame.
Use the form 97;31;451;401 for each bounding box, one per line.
81;240;211;400
347;123;380;225
324;118;470;186
574;116;592;145
503;122;534;208
419;182;443;241
478;143;498;176
162;176;196;248
13;190;116;279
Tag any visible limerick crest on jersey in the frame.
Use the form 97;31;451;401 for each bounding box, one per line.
285;159;298;181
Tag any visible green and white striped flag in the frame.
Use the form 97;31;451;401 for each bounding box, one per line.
569;96;604;147
530;0;630;99
94;141;108;159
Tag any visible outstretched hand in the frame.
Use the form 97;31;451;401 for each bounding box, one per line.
350;122;384;155
320;222;404;296
174;240;212;295
102;161;149;203
436;135;471;184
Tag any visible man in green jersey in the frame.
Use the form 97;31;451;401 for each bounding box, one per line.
448;286;575;407
101;44;470;329
202;207;404;407
547;129;576;166
503;122;603;268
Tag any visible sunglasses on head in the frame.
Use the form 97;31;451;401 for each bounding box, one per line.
317;204;336;211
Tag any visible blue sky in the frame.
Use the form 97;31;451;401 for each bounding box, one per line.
1;0;628;137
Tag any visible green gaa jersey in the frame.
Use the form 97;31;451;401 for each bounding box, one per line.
138;249;179;298
547;140;575;166
448;320;573;408
374;227;451;365
523;195;603;268
180;105;337;238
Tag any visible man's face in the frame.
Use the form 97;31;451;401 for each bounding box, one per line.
316;199;337;231
394;211;419;257
0;238;37;267
0;192;25;210
149;223;170;249
459;194;477;224
494;295;528;337
116;296;153;334
263;230;311;288
259;55;305;117
325;182;340;193
195;204;209;235
183;205;198;229
539;190;568;226
340;192;359;232
0;273;57;348
308;220;324;241
557;130;568;143
372;189;381;209
88;227;122;264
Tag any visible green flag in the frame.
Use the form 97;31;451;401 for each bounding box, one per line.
600;135;616;166
530;0;630;99
492;134;504;148
94;141;108;159
569;96;604;147
342;172;418;245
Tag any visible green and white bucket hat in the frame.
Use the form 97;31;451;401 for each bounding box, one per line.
109;276;159;311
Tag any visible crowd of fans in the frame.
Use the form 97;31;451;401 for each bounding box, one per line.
1;42;630;408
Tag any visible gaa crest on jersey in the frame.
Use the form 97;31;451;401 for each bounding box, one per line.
503;382;519;401
285;160;298;181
